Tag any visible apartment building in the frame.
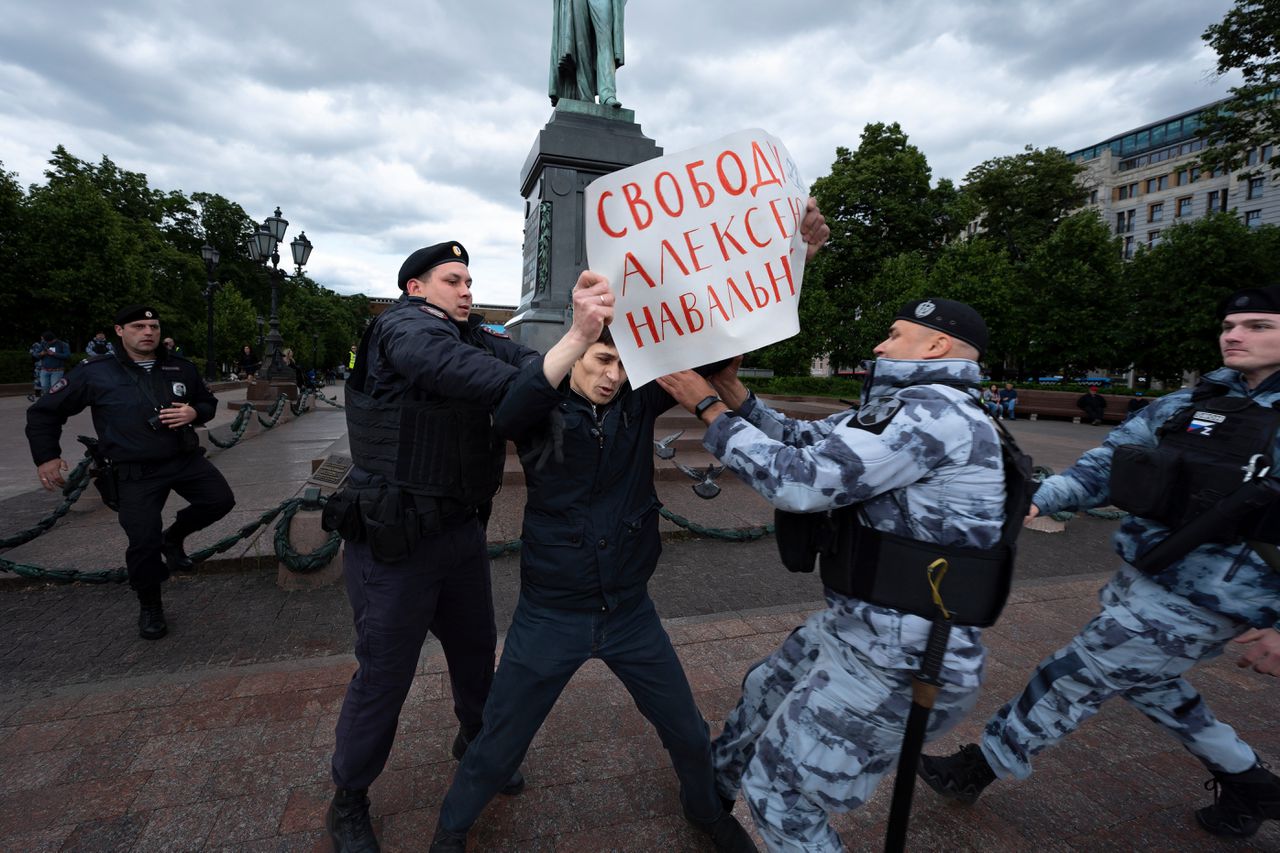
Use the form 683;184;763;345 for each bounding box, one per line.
1067;99;1278;258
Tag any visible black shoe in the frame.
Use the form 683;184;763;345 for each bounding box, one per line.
326;788;380;852
451;729;525;795
918;743;997;805
685;806;757;852
1196;763;1280;838
161;529;195;572
138;603;168;640
428;820;467;852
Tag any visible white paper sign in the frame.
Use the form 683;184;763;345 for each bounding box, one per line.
584;128;809;387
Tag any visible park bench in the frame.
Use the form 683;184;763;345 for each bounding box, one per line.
1015;388;1144;424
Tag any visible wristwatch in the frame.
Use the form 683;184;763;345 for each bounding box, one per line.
694;395;723;419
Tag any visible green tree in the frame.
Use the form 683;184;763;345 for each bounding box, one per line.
0;164;26;345
807;123;962;367
963;146;1088;261
1020;211;1127;377
213;285;259;374
1197;0;1280;176
926;239;1021;374
1124;213;1280;383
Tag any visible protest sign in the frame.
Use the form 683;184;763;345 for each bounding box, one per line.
584;129;809;387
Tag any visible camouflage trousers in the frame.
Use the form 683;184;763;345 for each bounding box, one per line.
981;565;1257;780
713;596;984;852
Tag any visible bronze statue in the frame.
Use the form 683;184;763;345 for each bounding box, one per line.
549;0;626;108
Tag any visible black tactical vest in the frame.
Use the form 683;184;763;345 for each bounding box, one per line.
344;311;504;506
1110;384;1280;543
775;389;1035;628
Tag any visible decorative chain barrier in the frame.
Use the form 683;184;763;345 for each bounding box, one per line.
1;389;348;582
1033;465;1129;522
0;456;94;549
659;507;774;541
2;490;341;583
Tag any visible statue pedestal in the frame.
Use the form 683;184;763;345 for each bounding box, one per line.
506;103;662;352
246;379;298;403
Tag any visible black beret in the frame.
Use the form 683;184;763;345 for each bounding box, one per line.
1220;284;1280;318
397;242;469;290
114;304;160;325
894;297;989;357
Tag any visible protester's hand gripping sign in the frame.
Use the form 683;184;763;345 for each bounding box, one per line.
585;129;810;387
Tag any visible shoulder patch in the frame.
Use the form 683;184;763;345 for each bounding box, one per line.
851;398;904;435
47;378;68;395
420;305;448;320
481;326;510;339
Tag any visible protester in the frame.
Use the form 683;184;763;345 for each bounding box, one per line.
324;241;640;852
920;284;1280;840
25;305;234;640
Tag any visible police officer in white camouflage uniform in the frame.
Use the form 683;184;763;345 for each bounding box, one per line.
659;297;1006;852
919;283;1280;840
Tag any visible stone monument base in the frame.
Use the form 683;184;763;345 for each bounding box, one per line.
506;104;661;352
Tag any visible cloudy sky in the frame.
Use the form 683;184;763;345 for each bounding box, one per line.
0;0;1241;306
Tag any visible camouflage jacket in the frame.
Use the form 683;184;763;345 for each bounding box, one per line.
703;357;1005;675
1032;366;1280;628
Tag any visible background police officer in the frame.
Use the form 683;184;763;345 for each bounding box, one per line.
25;304;235;641
660;298;1006;852
325;242;615;852
919;283;1280;840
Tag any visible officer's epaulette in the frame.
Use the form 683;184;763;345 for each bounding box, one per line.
80;354;114;366
418;304;449;321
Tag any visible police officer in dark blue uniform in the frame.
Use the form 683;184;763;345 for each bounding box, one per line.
324;242;616;852
25;305;235;641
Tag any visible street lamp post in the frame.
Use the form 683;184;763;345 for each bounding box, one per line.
255;314;265;350
311;331;320;375
200;242;221;382
246;208;312;386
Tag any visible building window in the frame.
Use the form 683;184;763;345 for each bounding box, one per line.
1248;177;1265;199
1262;145;1274;166
1115;209;1135;234
1245;209;1262;228
1144;175;1169;193
1148;202;1163;223
1247;148;1258;166
1207;189;1228;213
1176;196;1193;217
1148;230;1161;246
1124;236;1135;259
1089;188;1098;205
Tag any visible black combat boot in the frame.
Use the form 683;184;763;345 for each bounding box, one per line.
451;728;526;795
161;527;195;572
326;787;380;852
684;805;758;852
428;819;467;852
917;743;997;804
136;586;167;640
1196;763;1280;838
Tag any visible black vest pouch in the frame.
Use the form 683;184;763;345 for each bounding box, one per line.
821;520;1012;628
361;485;419;563
774;509;835;573
1109;444;1182;520
321;488;366;543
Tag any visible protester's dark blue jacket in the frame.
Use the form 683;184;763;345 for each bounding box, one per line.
494;359;676;611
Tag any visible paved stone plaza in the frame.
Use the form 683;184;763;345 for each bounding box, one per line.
0;390;1275;851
